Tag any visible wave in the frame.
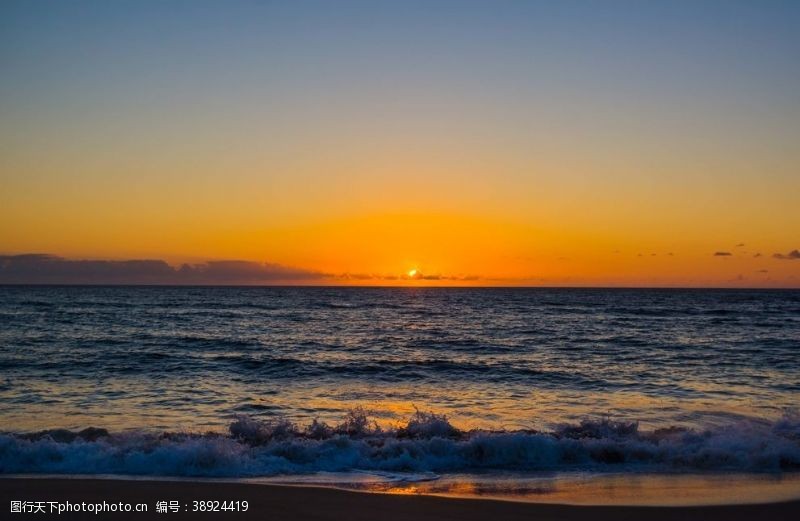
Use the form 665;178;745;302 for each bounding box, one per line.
2;409;799;478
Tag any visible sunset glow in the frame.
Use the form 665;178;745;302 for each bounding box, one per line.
1;1;798;287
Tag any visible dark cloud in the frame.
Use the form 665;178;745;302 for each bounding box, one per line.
713;251;732;257
177;260;324;283
0;254;482;285
753;253;762;258
0;254;325;285
773;249;800;261
756;269;769;273
735;243;745;247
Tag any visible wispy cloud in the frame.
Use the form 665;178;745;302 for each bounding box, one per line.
713;251;732;257
773;249;800;260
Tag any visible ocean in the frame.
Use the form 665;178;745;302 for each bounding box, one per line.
1;286;799;485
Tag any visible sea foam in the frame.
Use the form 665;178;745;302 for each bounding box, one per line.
2;410;799;478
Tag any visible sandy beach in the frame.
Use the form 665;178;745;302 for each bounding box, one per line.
3;478;800;521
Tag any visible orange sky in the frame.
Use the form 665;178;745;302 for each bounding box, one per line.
1;2;799;287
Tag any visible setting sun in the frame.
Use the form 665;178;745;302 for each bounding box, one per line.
407;269;418;279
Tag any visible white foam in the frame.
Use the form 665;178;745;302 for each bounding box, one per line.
1;412;798;477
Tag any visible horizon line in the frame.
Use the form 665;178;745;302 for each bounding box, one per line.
1;283;797;290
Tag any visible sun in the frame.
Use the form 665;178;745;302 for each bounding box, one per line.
407;269;418;278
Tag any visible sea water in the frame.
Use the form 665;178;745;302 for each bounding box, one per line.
1;286;799;498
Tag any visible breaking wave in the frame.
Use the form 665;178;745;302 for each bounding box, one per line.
2;409;799;478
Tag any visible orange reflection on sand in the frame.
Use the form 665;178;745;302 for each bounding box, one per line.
359;473;800;507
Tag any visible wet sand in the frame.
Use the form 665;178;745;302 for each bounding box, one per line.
2;478;799;520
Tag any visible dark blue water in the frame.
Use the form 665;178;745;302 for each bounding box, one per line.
1;286;799;478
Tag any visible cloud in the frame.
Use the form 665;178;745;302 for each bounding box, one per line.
713;251;732;257
336;272;377;281
735;243;745;247
753;253;762;258
399;270;479;282
0;254;482;285
177;260;324;283
0;254;325;285
773;249;800;260
756;269;769;273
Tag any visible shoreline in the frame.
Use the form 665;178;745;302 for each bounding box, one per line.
6;470;800;506
3;477;800;520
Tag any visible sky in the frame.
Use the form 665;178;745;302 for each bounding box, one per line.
1;0;799;286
